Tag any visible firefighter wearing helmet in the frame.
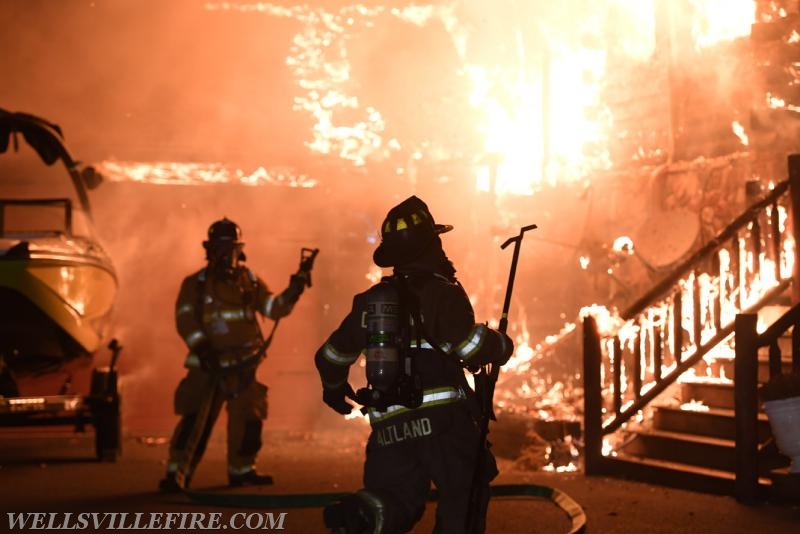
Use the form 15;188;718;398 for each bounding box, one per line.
159;218;311;491
314;196;514;533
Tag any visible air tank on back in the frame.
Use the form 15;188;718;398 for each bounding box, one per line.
364;280;401;392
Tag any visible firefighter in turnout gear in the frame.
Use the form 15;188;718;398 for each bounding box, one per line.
315;197;514;533
159;218;309;492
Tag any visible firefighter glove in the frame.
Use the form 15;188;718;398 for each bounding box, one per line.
496;330;515;366
284;273;307;302
323;383;356;415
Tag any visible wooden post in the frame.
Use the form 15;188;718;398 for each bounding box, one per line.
788;154;800;304
634;329;643;400
673;290;683;363
771;200;780;282
613;336;622;415
583;315;604;475
793;326;800;376
734;313;759;504
693;271;702;346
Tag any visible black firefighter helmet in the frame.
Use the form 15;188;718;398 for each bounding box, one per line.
373;196;453;268
203;217;246;264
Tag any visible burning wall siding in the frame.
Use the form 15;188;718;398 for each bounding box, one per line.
751;0;800;182
501;1;766;418
590;1;758;310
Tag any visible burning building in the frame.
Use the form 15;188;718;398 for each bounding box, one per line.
2;0;800;501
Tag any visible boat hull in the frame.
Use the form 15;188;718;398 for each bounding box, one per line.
0;248;116;364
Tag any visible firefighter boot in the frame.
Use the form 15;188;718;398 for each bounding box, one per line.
158;472;181;493
323;494;375;534
228;469;274;487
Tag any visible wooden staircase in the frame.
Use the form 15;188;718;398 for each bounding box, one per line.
582;155;800;503
614;329;793;491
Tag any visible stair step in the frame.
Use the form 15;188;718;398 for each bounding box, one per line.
768;467;800;504
758;304;793;330
620;429;738;471
680;380;735;409
703;356;794;382
653;405;773;441
621;428;789;473
757;337;793;358
598;452;772;497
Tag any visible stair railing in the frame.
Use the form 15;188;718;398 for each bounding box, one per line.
585;154;800;474
734;306;800;502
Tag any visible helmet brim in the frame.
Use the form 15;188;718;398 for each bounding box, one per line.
373;223;453;267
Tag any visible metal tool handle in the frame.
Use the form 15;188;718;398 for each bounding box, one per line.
498;224;537;333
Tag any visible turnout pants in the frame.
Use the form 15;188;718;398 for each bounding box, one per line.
361;404;498;534
166;368;268;473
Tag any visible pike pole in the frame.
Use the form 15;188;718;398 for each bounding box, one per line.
467;223;537;533
491;223;537;416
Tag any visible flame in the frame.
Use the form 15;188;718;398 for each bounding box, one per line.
681;399;709;412
469;9;614;195
601;438;616;457
580;304;624;337
365;266;384;285
578;191;796;435
498;305;538;375
96;160;316;187
688;0;754;49
470;0;753;195
204;2;390;166
611;236;634;256
731;121;749;146
344;410;369;424
543;464;579;473
96;1;757;198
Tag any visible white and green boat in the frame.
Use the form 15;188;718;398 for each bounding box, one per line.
0;109;121;461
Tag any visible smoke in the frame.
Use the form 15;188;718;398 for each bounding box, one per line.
0;0;308;167
89;179;392;435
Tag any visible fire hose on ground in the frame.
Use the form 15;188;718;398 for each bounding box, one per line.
184;483;587;533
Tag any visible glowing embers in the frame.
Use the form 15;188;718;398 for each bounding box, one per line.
601;438;616;457
96;160;316;187
494;306;582;423
731;121;749;146
542;435;580;473
680;399;711;412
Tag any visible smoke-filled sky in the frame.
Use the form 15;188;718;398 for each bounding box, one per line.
2;1;307;165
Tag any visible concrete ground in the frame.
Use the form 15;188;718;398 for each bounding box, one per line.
0;423;798;534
